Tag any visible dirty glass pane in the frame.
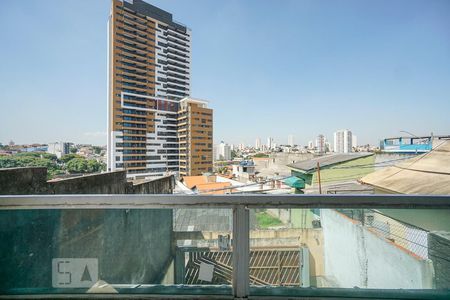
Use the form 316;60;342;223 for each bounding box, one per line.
173;208;233;286
249;207;450;293
0;208;232;296
249;208;313;287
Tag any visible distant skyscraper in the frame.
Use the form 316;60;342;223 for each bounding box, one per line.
288;134;294;147
215;141;231;161
308;140;314;149
334;129;353;153
352;135;358;149
107;0;213;178
255;138;261;149
267;137;274;149
315;134;325;154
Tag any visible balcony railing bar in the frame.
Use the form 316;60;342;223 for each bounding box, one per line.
1;194;450;210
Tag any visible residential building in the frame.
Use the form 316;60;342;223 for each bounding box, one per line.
308;140;314;150
334;129;353;153
287;153;375;190
107;0;212;178
21;144;49;153
215;141;231;161
178;98;213;176
352;135;357;149
255;138;261;150
315;134;325;154
379;135;450;154
47;142;70;159
181;175;232;195
232;160;256;181
288;134;294;147
267;137;274;150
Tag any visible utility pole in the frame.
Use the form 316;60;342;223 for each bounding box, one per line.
317;162;322;194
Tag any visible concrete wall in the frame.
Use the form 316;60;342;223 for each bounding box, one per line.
0;167;48;194
321;209;434;289
254;153;313;177
267;208;291;224
0;167;175;195
428;231;450;288
48;171;128;194
131;176;175;194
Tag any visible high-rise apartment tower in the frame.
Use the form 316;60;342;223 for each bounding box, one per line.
107;0;212;178
334;129;353;153
288;134;294;147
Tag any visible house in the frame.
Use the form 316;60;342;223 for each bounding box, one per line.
181;175;232;195
287;153;374;192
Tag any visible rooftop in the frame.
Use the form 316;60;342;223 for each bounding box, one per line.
181;175;232;194
287;153;373;173
360;140;450;194
121;0;188;32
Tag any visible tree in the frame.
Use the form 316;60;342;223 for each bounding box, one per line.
66;158;104;174
0;153;60;179
93;146;102;155
66;158;88;173
87;159;103;173
15;152;57;161
60;154;83;164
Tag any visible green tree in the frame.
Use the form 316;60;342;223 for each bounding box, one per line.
15;152;57;161
87;159;102;173
66;158;104;174
0;153;61;179
60;154;83;164
93;146;102;155
66;158;88;173
231;150;238;159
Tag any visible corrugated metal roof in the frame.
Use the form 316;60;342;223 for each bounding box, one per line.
360;140;450;194
287;153;373;173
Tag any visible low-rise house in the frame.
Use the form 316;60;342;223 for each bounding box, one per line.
181;175;232;195
232;160;256;182
287;153;374;192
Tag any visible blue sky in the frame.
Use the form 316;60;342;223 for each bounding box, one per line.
0;0;449;146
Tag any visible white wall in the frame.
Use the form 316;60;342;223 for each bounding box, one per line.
321;209;434;289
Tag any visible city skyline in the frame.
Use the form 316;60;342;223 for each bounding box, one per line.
1;0;449;146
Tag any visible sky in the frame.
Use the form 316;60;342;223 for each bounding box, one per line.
0;0;449;146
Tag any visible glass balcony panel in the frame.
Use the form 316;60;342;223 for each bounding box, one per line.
249;207;450;295
0;207;233;296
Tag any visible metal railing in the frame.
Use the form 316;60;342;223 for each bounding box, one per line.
0;194;450;300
